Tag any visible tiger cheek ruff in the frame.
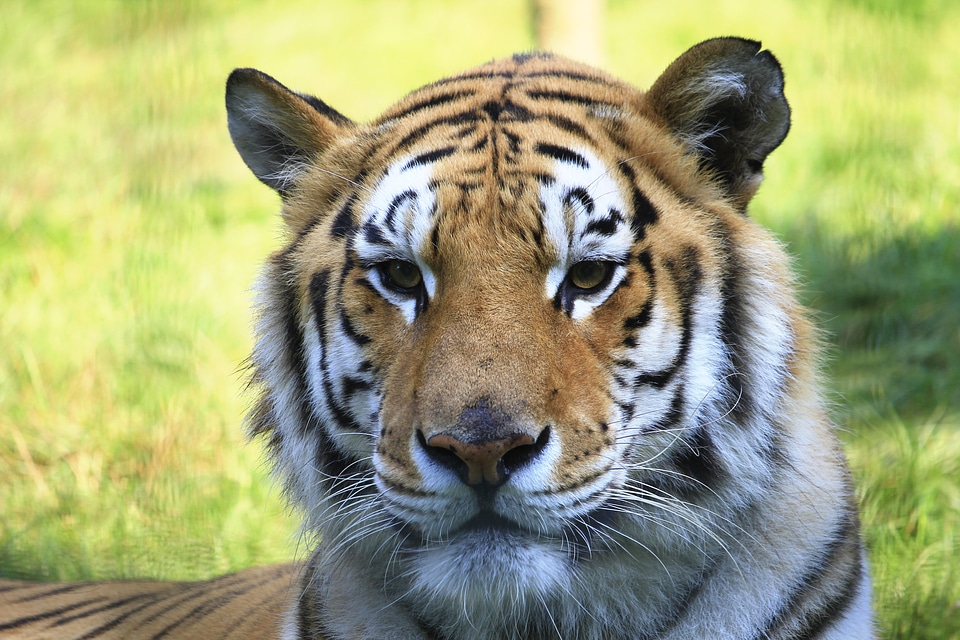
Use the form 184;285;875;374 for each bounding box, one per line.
220;37;876;640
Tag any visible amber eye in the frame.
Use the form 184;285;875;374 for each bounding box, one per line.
381;259;422;290
568;261;611;291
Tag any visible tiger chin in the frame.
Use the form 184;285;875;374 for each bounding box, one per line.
0;38;874;639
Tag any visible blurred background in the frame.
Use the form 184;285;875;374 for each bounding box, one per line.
1;1;957;637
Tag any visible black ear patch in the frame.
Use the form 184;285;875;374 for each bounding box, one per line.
646;37;791;209
226;68;351;197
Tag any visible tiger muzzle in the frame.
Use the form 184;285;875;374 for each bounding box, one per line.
417;398;550;488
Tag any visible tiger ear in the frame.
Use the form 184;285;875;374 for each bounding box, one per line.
226;68;352;197
645;37;790;209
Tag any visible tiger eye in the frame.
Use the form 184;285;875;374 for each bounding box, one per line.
568;261;610;290
384;260;422;290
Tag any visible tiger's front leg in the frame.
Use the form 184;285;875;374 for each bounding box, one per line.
285;553;436;640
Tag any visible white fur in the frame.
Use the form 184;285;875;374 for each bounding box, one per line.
540;147;634;320
354;155;438;323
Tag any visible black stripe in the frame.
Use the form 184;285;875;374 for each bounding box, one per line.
535;142;588;168
629;249;698;390
248;254;310;446
223;570;293;640
403;145;456;170
8;582;91;602
713;218;758;430
426;70;516;89
384;89;475;121
52;592;157;626
148;577;272;640
384;190;417;233
584;207;624;237
564;186;595;215
542;113;592;139
0;598;106;632
481;100;504;122
618;162;659;241
633;367;673;391
298;560;328;640
526;88;616;109
621;253;656;345
665;246;702;321
636;249;654;278
524;69;609;84
532;213;545;247
362;220;389;246
339;304;372;346
799;562;864;638
503;129;522;157
493;99;535;123
342;376;372;401
129;571;246;631
318;263;381;440
298;92;351;126
309;269;331;347
631;185;660;231
535;172;556;186
669;423;727;494
127;586;204;630
73;597;165;640
651;558;723;637
391;111;482;156
308;267;367;473
644;384;685;434
330;192;359;239
754;513;864;639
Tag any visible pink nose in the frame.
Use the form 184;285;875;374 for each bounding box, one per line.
425;432;536;486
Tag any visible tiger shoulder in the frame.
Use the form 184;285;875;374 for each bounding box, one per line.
0;37;874;640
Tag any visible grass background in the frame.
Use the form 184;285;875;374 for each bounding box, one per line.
1;0;957;637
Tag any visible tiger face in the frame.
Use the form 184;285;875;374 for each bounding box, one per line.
228;38;872;640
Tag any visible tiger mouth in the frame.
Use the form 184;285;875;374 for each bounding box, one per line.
457;505;622;547
459;510;526;534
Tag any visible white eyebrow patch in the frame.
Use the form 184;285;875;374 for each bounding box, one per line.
354;155;440;322
540;146;634;319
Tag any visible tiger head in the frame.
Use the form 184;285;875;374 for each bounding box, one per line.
227;38;807;634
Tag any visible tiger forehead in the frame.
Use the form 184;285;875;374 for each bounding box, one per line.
356;134;637;273
357;77;642;241
377;52;633;128
367;55;636;181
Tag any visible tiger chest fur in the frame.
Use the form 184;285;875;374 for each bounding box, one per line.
222;37;873;640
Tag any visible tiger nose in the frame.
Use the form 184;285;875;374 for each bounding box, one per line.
423;431;537;486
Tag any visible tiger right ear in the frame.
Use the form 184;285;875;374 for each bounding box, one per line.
645;38;791;210
226;68;352;197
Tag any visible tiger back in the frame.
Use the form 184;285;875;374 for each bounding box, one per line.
0;38;873;639
0;564;295;638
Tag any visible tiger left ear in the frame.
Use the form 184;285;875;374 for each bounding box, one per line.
645;37;790;209
226;68;352;198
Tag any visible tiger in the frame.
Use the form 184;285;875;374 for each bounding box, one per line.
0;37;874;639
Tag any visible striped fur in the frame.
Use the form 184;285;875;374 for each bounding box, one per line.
0;564;296;639
0;38;873;639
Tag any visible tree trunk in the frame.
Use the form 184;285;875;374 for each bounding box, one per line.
530;0;605;67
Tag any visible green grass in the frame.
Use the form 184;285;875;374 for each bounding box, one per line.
1;0;957;637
